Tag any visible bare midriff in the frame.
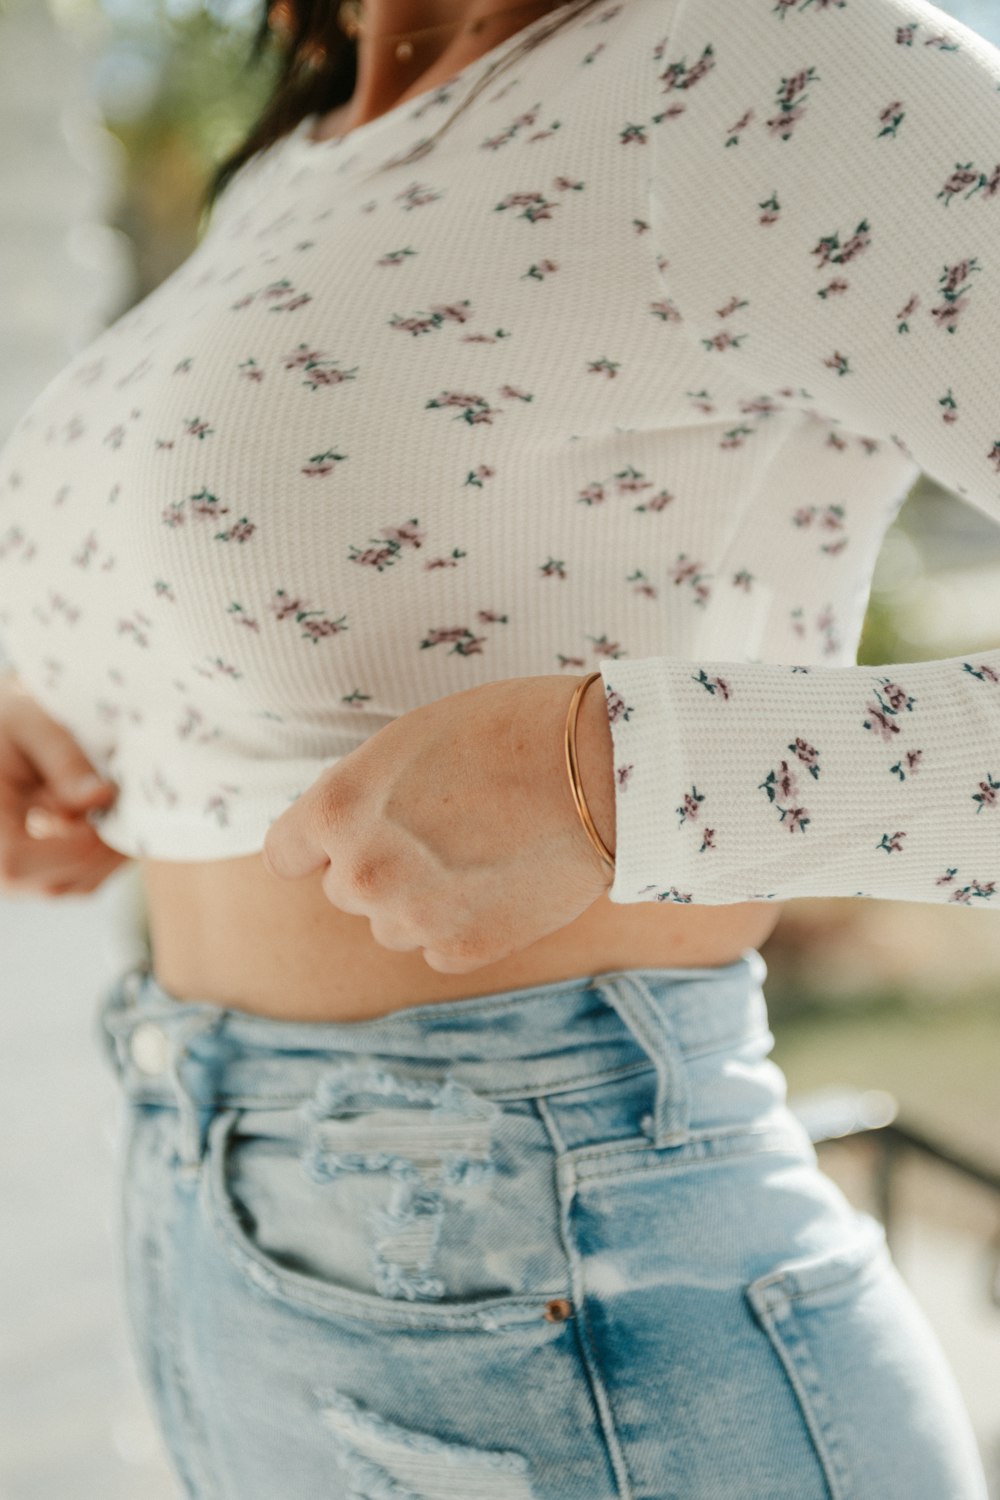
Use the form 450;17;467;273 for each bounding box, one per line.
138;853;784;1021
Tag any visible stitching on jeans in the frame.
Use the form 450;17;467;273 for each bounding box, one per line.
533;1095;636;1500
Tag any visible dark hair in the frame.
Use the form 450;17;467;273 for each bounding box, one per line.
203;0;608;211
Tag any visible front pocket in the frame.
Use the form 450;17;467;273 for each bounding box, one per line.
745;1212;890;1500
200;1082;572;1331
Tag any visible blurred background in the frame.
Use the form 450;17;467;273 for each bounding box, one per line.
0;0;998;1495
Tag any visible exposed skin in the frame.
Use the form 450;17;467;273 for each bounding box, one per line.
13;3;785;1015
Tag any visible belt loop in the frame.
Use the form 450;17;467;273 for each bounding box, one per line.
165;1010;226;1176
591;971;691;1147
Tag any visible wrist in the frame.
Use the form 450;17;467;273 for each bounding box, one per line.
572;672;617;863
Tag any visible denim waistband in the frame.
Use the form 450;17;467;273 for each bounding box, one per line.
94;949;770;1163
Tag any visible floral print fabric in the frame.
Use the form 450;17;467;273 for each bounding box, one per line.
0;0;996;893
601;0;1000;904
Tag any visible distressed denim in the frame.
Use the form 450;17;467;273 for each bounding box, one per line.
94;950;987;1500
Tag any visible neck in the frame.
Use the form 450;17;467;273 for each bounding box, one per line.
347;0;560;119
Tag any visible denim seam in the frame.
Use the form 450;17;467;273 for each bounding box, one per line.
750;1297;851;1499
534;1095;635;1500
116;1056;660;1112
570;1123;811;1184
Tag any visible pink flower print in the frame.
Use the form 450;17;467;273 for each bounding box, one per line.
499;385;533;403
239;358;265;382
420;626;486;656
668;553;712;607
585;355;621;379
650;296;682;322
938;163;981;206
347;513;422;564
938;868;996;904
759;190;781;225
677;785;705;826
377;249;418;268
897;293;920;333
725;108;756;149
683;390;716;414
424;548;467;570
699;828;716;852
691;668;731;700
270;589;308;622
890;748;923;781
71;530;98;569
194;656;243;682
634;487;674;513
540;557;567;579
190;488;230;522
579;481;608;506
394;183;443;211
896;24;917;44
938;388;959;424
154;580;176;602
350;542;398;570
464;464;495;488
657;40;715;95
299;612;349;644
185;415;214;440
931;258;980;333
494;190;559;224
390;308;451;336
615;763;634;790
972;772;1000;813
759;758;810;832
877;831;906;854
426;391;500;425
643;885;694;904
523;259;559;281
104;423;126;450
604;685;633;725
204;784;241;827
701;329;747;353
877;101;905;139
557;654;588;669
301;447;347;477
477;609;509;625
789;736;821;779
117;610;152;648
342;690;372;708
214;518;256;544
963;660;1000;683
174;357;194;374
628;569;657;599
587;633;626;657
823;351;852;377
227;602;260;631
620;123;649;146
382;518;424;551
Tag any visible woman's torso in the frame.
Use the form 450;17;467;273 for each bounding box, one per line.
136;42;785;1021
138;852;784;1020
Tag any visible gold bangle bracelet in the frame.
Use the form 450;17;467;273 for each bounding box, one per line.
564;671;616;878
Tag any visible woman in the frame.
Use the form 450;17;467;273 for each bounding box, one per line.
0;0;994;1493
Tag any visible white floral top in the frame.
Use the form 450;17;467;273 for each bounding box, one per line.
0;0;997;904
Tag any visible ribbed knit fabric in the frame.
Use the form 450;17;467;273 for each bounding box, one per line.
0;0;997;900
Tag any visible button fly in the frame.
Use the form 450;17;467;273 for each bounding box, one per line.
129;1020;170;1075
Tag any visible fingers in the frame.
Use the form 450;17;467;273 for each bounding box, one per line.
0;803;119;893
2;690;117;813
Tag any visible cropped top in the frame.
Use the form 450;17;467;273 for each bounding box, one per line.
1;0;999;909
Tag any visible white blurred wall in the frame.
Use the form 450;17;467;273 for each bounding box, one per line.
0;3;176;1496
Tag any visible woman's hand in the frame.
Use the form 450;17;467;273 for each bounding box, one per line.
0;670;130;898
261;674;617;974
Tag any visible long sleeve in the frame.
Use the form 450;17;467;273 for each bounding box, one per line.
600;0;1000;906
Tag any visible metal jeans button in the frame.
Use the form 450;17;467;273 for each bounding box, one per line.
129;1020;170;1075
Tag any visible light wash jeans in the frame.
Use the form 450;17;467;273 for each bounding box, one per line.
94;950;987;1500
